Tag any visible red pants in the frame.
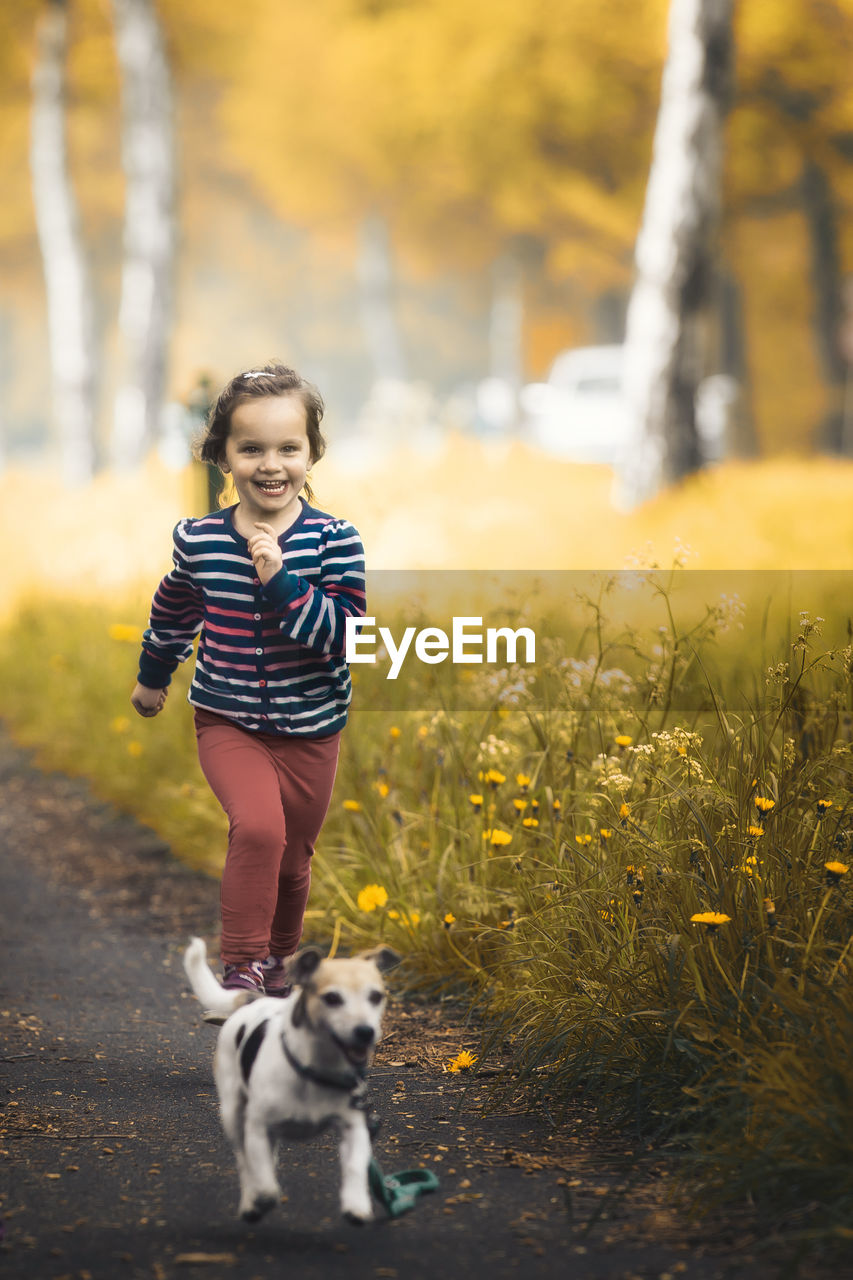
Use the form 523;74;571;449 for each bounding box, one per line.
194;709;341;964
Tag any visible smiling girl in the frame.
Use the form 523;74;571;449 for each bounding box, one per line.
131;365;366;995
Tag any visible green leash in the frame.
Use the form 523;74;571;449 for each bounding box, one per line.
368;1158;439;1217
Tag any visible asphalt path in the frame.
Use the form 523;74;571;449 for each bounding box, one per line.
0;730;818;1280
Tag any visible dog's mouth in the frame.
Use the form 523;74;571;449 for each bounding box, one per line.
332;1035;374;1068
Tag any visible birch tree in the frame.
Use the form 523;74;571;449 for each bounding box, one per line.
110;0;176;470
30;0;96;486
617;0;733;508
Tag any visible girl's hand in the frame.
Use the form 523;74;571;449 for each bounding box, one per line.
248;522;284;584
131;682;168;717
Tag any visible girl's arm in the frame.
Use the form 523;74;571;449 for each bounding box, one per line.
135;521;205;692
256;519;366;657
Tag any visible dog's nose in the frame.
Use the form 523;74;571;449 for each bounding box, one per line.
352;1024;375;1047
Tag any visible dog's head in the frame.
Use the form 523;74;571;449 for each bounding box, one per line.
286;946;400;1069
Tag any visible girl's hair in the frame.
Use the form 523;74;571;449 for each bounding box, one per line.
196;363;326;505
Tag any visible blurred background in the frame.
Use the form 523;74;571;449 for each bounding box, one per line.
3;0;853;598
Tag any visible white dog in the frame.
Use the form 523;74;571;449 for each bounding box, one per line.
183;937;398;1224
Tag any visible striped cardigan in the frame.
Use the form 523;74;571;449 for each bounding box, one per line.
137;501;366;737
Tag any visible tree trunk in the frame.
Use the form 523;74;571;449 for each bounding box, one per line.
356;213;406;383
489;250;524;389
30;0;96;486
110;0;176;470
616;0;733;508
799;158;847;452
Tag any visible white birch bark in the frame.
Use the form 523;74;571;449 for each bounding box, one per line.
30;0;96;486
110;0;176;470
357;213;406;383
616;0;732;509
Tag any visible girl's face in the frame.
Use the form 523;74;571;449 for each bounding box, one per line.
221;394;313;529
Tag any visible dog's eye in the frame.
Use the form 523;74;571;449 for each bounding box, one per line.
368;990;384;1006
321;991;345;1007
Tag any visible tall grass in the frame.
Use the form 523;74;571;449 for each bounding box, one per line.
1;568;851;1251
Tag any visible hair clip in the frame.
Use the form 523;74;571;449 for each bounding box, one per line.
243;370;268;379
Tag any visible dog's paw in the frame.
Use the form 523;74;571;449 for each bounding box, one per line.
342;1196;373;1225
240;1189;279;1222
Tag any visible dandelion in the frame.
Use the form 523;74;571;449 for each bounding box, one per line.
469;794;483;810
443;913;456;928
614;734;633;748
484;828;512;847
446;1050;477;1073
690;912;731;932
516;773;531;792
108;623;141;643
575;833;592;846
513;798;528;812
817;799;834;818
357;884;388;912
552;799;562;819
522;817;539;828
599;828;612;841
479;768;506;788
619;802;631;824
375;781;390;798
110;716;131;735
824;860;849;884
389;726;401;740
754;797;775;815
747;825;765;839
343;799;362;812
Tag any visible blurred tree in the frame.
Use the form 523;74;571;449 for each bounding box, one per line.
30;0;96;485
617;0;733;508
110;0;176;470
729;0;853;453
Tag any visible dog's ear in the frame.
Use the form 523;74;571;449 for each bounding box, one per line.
288;947;323;987
360;945;402;973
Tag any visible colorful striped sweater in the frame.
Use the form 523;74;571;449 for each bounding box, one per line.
137;500;366;737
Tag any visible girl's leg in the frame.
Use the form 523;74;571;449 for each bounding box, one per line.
267;732;341;958
194;712;287;964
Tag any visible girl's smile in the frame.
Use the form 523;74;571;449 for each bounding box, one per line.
221;395;313;535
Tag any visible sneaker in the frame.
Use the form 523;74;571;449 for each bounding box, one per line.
261;954;292;998
222;960;265;995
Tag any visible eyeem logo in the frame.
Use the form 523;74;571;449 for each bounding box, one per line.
346;616;536;680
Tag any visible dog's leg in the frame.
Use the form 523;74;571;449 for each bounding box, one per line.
338;1113;373;1224
239;1108;281;1222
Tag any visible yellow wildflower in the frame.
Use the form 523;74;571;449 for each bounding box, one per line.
825;861;849;884
575;833;593;846
619;802;631;822
479;769;506;788
389;726;401;739
522;817;539;828
516;773;531;791
754;796;775;814
343;799;362;812
375;781;390;799
110;716;131;735
443;912;456;927
357;884;388;912
614;734;633;748
513;798;528;812
484;828;512;846
690;911;731;931
817;799;834;817
446;1050;477;1073
469;794;483;809
599;828;613;841
127;741;143;757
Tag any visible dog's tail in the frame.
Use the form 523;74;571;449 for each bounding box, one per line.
183;937;256;1020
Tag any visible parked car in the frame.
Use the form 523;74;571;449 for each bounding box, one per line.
519;344;630;464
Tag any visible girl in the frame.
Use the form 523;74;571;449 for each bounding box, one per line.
131;364;366;995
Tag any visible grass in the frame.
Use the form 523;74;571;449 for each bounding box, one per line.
2;453;853;1256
